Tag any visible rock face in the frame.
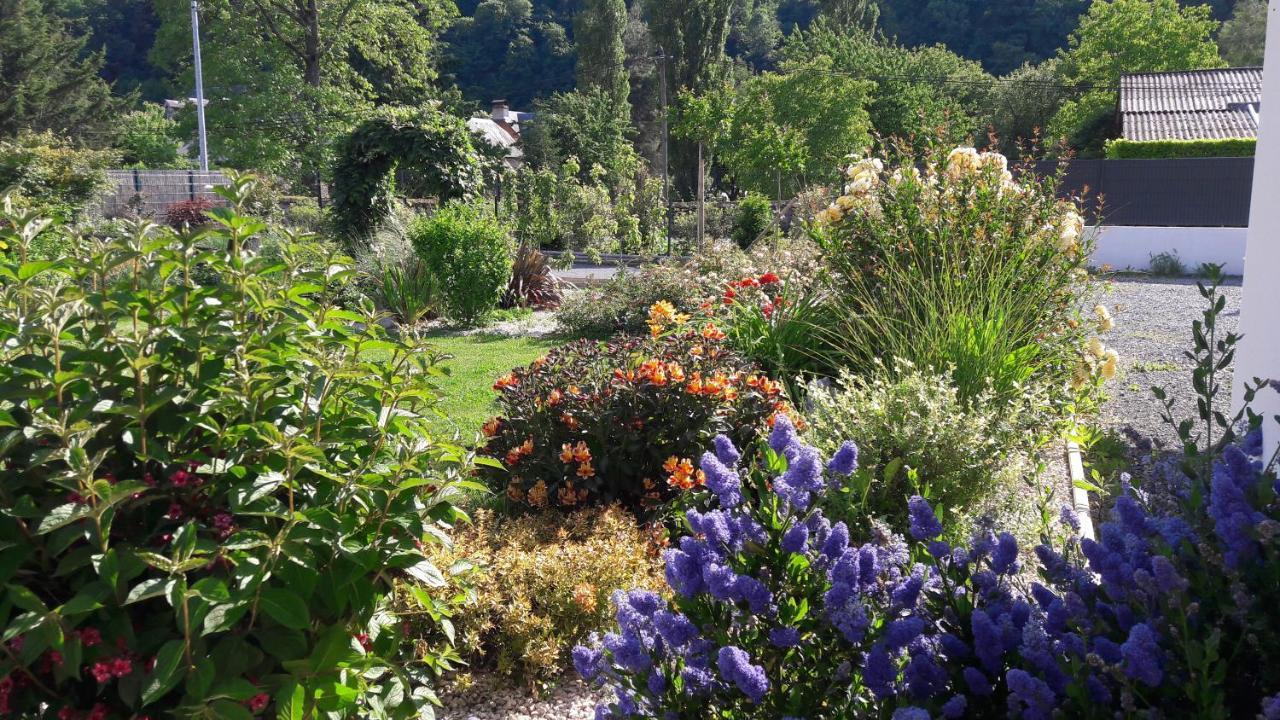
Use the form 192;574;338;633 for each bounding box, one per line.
437;672;610;720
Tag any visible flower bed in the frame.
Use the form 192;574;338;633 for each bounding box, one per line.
575;407;1280;719
481;306;796;513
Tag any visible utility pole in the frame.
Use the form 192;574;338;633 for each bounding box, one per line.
656;48;673;255
190;0;209;172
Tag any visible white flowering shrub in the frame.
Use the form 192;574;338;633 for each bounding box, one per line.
813;144;1111;429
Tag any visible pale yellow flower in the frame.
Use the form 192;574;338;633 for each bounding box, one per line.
1100;349;1119;380
1094;304;1115;332
1087;337;1105;358
945;147;981;179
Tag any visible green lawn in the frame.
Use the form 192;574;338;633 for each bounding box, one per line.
419;332;561;437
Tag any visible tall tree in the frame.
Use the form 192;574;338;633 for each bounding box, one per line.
1218;0;1266;66
643;0;735;193
151;0;453;187
0;0;121;139
1048;0;1223;154
644;0;736;92
815;0;878;31
443;0;575;108
784;20;994;145
575;0;629;106
53;0;167;100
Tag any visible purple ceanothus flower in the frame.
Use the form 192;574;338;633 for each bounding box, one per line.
700;452;743;508
1121;623;1163;687
863;642;898;699
908;495;943;540
782;522;809;554
991;532;1020;575
768;626;800;649
713;434;741;467
827;440;859;475
716;646;769;703
768;414;798;453
1006;669;1056;720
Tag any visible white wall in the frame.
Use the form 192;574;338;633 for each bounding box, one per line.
1234;0;1280;458
1089;225;1247;276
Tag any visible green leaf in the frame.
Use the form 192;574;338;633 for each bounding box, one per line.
36;503;89;534
141;639;186;706
125;578;169;605
275;681;306;720
404;559;446;588
210;699;255;720
258;587;310;630
202;602;248;636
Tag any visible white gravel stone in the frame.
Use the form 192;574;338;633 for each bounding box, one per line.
436;672;610;720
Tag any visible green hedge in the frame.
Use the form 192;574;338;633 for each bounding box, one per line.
1104;137;1256;159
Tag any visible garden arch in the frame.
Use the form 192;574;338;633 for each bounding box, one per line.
330;107;493;241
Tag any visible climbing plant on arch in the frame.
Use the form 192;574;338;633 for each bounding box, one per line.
331;106;495;240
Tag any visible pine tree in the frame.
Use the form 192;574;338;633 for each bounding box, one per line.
0;0;121;139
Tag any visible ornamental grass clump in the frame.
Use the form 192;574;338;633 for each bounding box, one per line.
576;406;1280;719
814;145;1104;418
481;304;797;513
0;177;480;719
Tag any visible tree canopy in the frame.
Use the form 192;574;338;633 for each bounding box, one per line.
1048;0;1224;155
0;0;122;139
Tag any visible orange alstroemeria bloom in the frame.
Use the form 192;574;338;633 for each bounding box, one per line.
663;456;680;474
547;389;563;407
481;417;502;437
560;413;580;430
528;480;549;508
576;460;596;478
559;443;576;463
571;441;591;463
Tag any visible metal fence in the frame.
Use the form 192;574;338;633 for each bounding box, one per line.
100;170;231;218
1031;157;1255;227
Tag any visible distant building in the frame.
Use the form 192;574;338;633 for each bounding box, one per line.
467;100;532;170
1119;67;1262;142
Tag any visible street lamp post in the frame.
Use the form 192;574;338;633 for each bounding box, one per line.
190;0;210;172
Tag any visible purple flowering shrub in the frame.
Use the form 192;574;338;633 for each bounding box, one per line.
574;412;1280;719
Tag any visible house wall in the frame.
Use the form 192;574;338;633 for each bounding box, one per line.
1089;225;1248;275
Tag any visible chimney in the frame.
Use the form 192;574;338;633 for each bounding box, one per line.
491;99;510;121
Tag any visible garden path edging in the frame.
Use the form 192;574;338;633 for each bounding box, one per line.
1064;440;1096;541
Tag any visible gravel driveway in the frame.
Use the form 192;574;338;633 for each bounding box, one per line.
1096;275;1242;457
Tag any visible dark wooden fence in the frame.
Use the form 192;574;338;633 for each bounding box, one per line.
1031;157;1254;227
100;170;231;218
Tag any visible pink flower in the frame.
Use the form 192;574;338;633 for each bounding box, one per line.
170;469;190;487
247;693;270;713
110;657;133;677
77;627;102;647
87;704;107;720
166;502;184;520
354;633;372;651
90;661;114;683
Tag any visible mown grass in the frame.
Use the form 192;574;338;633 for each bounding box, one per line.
417;332;562;438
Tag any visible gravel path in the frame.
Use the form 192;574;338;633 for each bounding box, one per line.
436;673;607;720
1097;276;1242;457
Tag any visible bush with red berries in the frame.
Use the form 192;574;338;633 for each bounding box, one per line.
480;303;798;514
0;176;476;719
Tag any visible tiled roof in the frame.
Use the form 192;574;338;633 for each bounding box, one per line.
1119;67;1262;142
